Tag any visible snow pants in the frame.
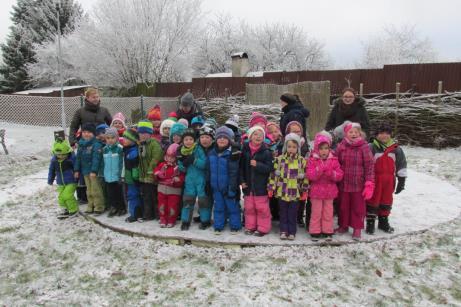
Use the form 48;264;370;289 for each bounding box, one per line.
181;195;210;224
278;200;297;235
339;191;366;230
244;194;272;234
84;175;105;212
213;191;241;231
57;183;78;213
106;182;124;211
158;192;181;225
309;198;334;235
140;183;158;220
126;184;141;219
367;174;395;217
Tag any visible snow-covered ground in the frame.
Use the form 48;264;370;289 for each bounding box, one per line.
1;124;461;305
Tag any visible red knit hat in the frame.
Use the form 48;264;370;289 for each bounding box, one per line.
147;105;161;121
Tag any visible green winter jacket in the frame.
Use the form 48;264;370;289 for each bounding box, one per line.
138;138;163;183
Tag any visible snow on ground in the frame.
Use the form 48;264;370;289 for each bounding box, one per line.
1;125;461;305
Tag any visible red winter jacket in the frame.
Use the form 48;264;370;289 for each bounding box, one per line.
307;153;344;199
335;138;374;192
154;162;185;195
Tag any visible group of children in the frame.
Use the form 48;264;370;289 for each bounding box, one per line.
48;90;407;241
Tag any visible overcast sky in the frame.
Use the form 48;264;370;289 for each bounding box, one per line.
1;0;460;67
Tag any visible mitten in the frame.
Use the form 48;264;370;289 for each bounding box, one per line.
182;155;194;167
362;181;375;200
395;176;406;194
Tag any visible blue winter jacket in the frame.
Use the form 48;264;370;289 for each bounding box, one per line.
102;143;124;183
208;146;240;198
74;137;103;176
48;153;76;185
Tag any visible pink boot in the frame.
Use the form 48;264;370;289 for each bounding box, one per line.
352;229;361;241
335;226;348;234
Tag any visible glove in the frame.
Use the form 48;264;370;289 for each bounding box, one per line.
300;191;308;201
395;176;406;194
362;181;375;200
182;155;194;167
268;190;274;198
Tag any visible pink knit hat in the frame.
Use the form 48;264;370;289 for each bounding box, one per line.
166;143;180;158
111;112;126;128
344;122;361;134
249;112;267;128
313;132;332;153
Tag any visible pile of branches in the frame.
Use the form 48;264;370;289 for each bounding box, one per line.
366;92;461;148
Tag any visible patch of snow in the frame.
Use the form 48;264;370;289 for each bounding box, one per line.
12;85;91;95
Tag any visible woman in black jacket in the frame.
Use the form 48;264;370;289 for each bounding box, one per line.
279;93;310;138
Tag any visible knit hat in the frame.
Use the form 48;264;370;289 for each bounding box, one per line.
159;119;176;137
249;112;267;128
280;93;297;105
199;125;215;139
178;118;189;128
96;123;109;136
344;122;361;134
204;118;217;130
123;128;139;143
285;120;303;135
111;112;126;128
137;120;154;134
169;122;186;142
266;122;281;134
180;92;195;107
52;139;72;155
282;133;302;154
105;127;118;138
167;111;178;121
225;115;239;129
191;116;205;127
81;123;96;135
333;121;351;140
147;105;161;121
215;126;234;142
166;143;180;158
247;125;265;140
376;122;393;135
182;128;197;141
314;132;332;153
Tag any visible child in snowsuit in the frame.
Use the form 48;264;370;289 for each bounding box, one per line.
74;123;105;214
154;143;185;227
240;126;273;236
335;122;374;240
178;128;208;230
366;122;407;234
208;126;242;233
48;139;78;219
137;120;164;220
268;133;309;240
103;128;125;217
159;119;175;152
122;128;142;222
307;132;344;241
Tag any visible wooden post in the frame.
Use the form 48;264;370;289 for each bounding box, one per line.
225;88;229;104
205;88;210;102
0;129;8;155
395;82;400;135
359;83;364;97
437;81;443;104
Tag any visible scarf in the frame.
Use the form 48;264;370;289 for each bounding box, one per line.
181;143;196;156
339;100;359;118
373;138;395;150
249;142;261;157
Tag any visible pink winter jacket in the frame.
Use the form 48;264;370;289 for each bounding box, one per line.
335;137;374;193
307;153;344;199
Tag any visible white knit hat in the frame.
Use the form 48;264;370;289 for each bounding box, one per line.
282;133;301;154
225;115;239;129
247;126;265;140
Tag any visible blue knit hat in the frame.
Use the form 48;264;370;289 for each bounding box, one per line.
96;123;109;136
191;116;205;126
215;126;234;142
169;122;186;142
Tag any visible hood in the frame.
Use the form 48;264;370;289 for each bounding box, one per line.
313;133;332;153
282;101;310;118
334;96;366;107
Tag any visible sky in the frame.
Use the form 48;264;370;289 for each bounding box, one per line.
0;0;460;67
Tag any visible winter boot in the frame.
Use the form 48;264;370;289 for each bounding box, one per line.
378;216;394;233
199;221;211;230
366;216;376;235
181;222;190;231
352;229;361;241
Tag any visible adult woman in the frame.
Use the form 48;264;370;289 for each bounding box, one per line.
279;93;310;138
325;88;370;138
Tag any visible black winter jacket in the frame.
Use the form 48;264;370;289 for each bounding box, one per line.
279;101;310;137
69;100;112;144
239;143;273;196
325;97;370;136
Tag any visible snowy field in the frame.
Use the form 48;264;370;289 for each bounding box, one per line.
1;123;461;305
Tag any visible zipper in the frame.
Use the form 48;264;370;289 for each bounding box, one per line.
59;160;65;184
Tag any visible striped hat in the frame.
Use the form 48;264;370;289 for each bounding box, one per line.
123;128;139;143
137;120;153;134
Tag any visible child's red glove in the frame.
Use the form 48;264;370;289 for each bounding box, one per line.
300;191;308;201
268;190;274;198
362;181;375;200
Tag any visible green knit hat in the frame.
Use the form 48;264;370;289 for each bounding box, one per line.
137;120;153;134
123;128;139;143
52;140;72;155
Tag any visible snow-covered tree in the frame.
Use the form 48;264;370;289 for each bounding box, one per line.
358;24;438;68
0;0;83;92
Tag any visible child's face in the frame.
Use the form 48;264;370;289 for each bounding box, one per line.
87;93;100;104
288;124;302;137
217;137;229;149
268;125;281;140
318;143;330;159
172;134;182;144
138;133;150;142
165;154;176;165
286;140;298;155
105;135;117;145
199;135;213;148
250;130;264;145
180;105;192;113
81;130;94;140
377;132;391;144
123;138;134;147
151;120;161;128
162;127;170;137
183;136;195;148
56;153;68;161
346;128;361;141
96;134;106;142
112;120;124;130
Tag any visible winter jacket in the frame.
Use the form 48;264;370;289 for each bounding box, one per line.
102;143;124;183
160;136;170;153
325;97;370;137
279;101;310;137
208;146;241;198
178;144;207;196
369;138;407;178
74;137;103;176
176;102;203;125
335;137;374;192
123;145;140;185
48;153;76;185
154;162;185;195
69;100;112;145
240;143;273;196
138;138;163;183
307;153;344;199
268;153;308;201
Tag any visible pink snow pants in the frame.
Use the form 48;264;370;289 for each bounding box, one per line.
309;198;334;234
339;191;366;230
244;194;272;234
